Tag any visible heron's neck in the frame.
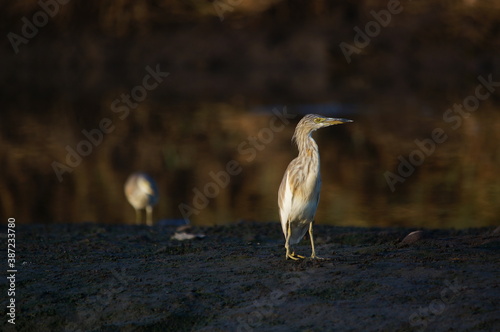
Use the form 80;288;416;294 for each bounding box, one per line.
297;135;320;162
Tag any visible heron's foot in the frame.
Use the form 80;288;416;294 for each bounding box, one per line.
310;253;325;260
286;252;305;260
293;252;305;259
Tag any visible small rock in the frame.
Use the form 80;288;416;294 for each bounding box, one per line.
400;230;424;244
176;225;192;232
171;231;206;241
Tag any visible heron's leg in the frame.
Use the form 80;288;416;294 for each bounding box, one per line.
285;220;299;260
285;220;292;259
309;222;320;259
146;206;153;226
135;209;141;225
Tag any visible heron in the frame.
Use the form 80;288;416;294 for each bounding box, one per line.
124;172;159;226
278;114;352;260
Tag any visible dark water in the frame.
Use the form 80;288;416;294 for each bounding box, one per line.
2;0;500;228
2;94;500;229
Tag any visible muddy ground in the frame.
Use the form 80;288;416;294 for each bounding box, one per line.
2;222;499;331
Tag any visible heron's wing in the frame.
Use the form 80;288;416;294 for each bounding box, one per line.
278;165;294;236
278;172;286;212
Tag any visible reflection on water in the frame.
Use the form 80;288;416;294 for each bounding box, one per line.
3;0;499;229
2;96;499;229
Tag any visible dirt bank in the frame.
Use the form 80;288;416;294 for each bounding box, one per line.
2;222;499;331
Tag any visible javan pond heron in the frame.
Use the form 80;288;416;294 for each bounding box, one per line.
278;114;353;260
124;172;159;226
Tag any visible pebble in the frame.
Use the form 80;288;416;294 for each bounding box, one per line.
400;230;424;244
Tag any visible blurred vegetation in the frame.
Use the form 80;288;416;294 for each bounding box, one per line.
1;0;499;227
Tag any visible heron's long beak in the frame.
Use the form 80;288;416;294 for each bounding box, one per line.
325;118;353;125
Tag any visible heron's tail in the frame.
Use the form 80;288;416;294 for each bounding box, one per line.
287;222;309;245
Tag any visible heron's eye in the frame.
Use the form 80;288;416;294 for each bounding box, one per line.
314;118;323;123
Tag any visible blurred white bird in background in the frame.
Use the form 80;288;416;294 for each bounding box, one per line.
124;172;159;226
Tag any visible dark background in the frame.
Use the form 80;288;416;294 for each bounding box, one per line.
1;0;499;228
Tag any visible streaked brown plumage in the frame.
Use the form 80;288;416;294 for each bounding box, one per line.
278;114;352;260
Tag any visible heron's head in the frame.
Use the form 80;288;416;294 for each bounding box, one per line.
293;114;353;140
137;174;158;197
